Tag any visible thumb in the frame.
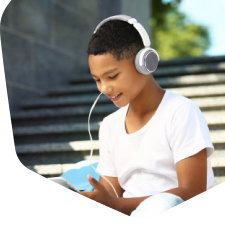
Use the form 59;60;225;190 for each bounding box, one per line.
87;174;101;190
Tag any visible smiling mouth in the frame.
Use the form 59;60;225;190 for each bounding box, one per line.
111;93;121;98
109;93;122;101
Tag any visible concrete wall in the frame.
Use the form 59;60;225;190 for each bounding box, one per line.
1;0;150;112
98;0;150;35
1;0;100;111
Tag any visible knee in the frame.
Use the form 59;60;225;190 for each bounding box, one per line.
130;193;184;218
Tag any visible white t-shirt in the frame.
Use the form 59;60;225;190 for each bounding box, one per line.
96;90;214;198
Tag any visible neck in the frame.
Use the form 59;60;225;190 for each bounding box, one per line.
128;74;165;117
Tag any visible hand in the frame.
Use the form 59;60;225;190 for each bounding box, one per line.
78;174;117;210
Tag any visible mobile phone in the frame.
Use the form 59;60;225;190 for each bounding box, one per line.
49;177;80;192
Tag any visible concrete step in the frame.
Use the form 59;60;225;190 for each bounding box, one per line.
20;73;225;110
11;114;106;127
69;62;225;85
214;177;225;186
20;94;110;110
202;110;225;130
47;84;98;96
11;104;225;129
19;96;225;118
26;165;225;187
16;140;100;154
26;164;72;177
16;140;100;165
13;122;100;144
13;112;225;144
26;159;99;177
11;104;117;121
69;72;225;86
25;150;225;185
211;150;225;168
12;110;225;138
209;130;225;150
212;150;225;186
192;96;225;110
69;56;225;84
18;149;99;166
11;103;115;127
156;55;225;67
47;75;225;97
156;73;225;88
15;129;225;156
169;84;225;98
13;122;100;136
153;62;225;77
68;73;96;84
11;88;225;123
15;126;225;164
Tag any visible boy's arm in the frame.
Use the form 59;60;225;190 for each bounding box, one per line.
79;148;207;216
114;148;207;215
99;176;124;198
163;148;207;201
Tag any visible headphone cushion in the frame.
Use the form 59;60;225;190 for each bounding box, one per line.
135;48;159;74
145;49;159;73
135;49;149;75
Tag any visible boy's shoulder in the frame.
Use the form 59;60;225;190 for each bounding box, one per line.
165;90;192;107
162;90;203;122
163;90;199;112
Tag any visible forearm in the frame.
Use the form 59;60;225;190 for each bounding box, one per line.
113;187;191;215
163;185;206;201
113;195;150;215
163;187;191;201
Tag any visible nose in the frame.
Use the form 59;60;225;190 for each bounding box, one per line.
98;81;113;95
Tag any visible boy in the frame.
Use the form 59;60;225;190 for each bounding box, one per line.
78;16;214;218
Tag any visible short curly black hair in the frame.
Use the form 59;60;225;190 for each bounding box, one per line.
87;20;144;63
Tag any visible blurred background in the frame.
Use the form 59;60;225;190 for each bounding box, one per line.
151;0;225;59
1;0;225;187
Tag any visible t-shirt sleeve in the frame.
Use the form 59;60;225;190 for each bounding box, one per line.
96;117;117;177
170;102;214;164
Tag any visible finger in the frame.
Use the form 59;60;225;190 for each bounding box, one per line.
87;174;101;190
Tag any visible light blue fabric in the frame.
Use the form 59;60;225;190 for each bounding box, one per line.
60;160;99;191
130;193;184;218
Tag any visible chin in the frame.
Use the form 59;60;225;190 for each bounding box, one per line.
113;102;128;108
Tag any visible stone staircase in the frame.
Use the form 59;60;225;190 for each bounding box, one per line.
11;55;225;187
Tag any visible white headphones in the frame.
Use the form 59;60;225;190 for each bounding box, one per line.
93;14;160;75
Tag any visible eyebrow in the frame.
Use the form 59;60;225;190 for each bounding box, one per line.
92;68;118;78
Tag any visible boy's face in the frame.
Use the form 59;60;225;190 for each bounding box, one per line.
88;53;147;108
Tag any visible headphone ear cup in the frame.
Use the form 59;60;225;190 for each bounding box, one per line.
135;49;150;75
135;48;159;74
145;48;159;73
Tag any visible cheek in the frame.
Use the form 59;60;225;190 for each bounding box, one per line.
123;77;143;95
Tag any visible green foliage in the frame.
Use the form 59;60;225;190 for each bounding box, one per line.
150;0;211;60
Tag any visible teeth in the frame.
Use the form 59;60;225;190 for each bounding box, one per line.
112;93;120;98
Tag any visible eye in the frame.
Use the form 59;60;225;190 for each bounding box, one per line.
94;74;118;82
109;73;119;79
92;77;100;82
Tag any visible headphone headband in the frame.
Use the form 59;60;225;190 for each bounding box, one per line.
93;14;151;47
